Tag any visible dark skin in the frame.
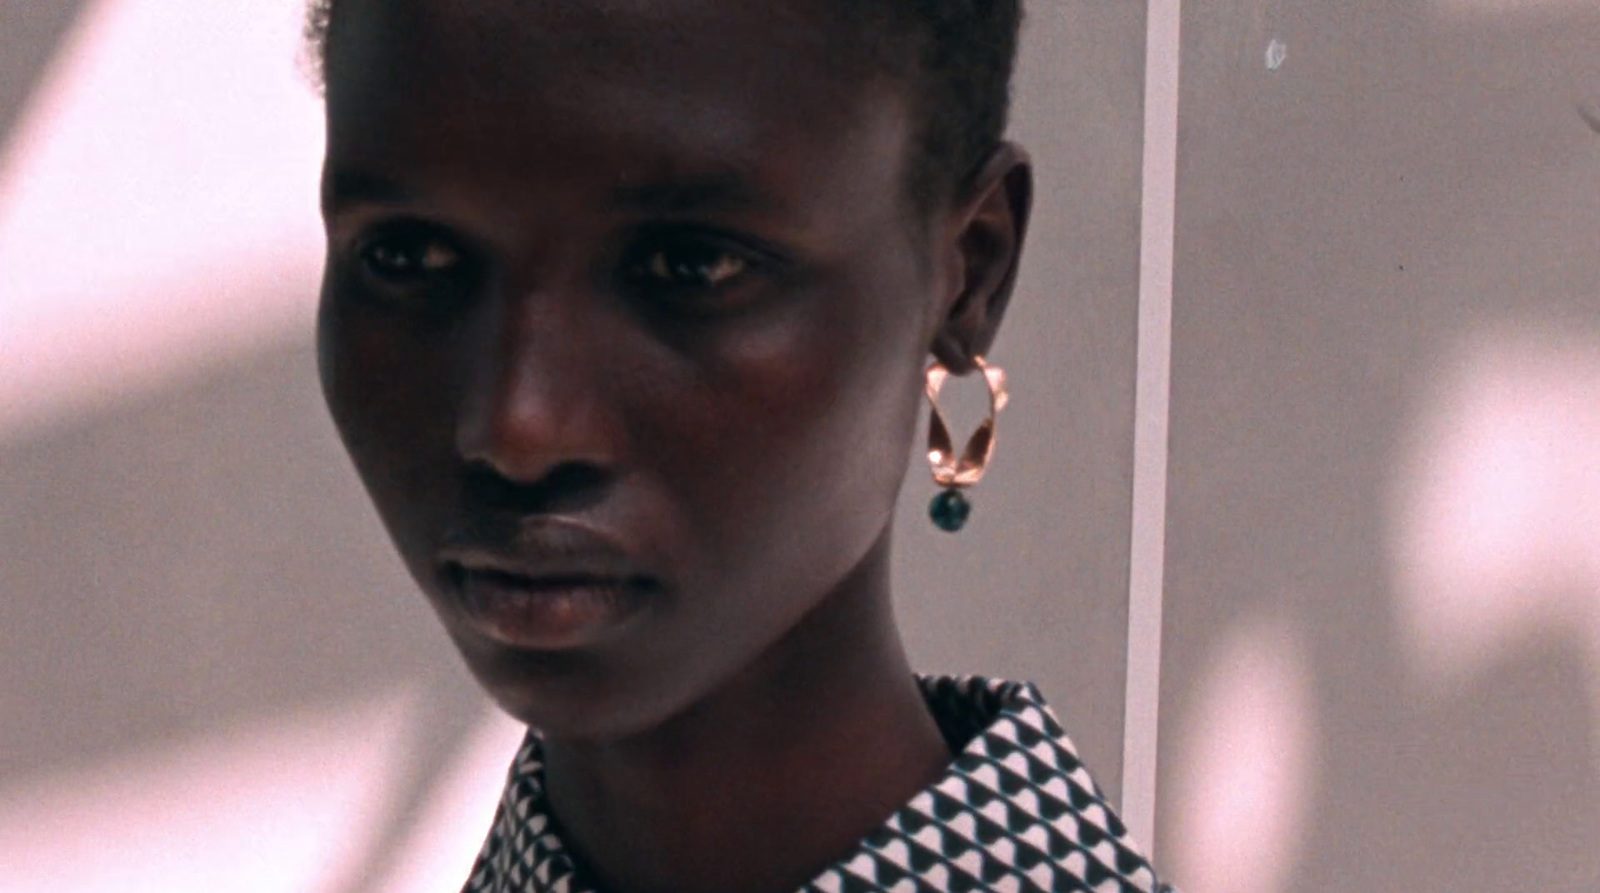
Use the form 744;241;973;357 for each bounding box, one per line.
316;1;1031;891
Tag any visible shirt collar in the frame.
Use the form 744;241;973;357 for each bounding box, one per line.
464;675;1170;893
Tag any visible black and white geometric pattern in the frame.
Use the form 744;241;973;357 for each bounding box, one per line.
463;676;1177;893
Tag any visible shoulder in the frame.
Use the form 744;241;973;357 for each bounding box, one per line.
908;674;1179;892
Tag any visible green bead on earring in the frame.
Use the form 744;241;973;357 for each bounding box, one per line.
929;488;972;532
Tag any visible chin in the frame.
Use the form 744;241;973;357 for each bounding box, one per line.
456;637;695;742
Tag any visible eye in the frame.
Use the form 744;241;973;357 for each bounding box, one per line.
625;239;751;292
360;228;465;283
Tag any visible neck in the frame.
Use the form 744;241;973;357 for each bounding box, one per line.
541;531;952;893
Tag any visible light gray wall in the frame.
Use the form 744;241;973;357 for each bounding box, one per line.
1157;3;1600;890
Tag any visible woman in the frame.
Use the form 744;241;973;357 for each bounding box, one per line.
308;0;1173;890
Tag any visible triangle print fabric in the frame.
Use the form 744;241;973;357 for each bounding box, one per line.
463;676;1177;893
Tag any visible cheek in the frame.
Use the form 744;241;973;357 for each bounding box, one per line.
317;293;457;549
646;272;928;585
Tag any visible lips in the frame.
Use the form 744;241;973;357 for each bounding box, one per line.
436;523;660;650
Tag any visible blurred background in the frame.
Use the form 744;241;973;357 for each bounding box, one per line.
0;1;1596;891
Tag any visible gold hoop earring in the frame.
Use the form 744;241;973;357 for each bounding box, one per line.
925;356;1008;532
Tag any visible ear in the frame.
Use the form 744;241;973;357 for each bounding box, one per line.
929;142;1033;375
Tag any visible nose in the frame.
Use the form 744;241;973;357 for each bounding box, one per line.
454;292;623;490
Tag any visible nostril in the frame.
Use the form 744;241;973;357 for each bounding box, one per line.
463;460;614;515
443;560;468;589
540;462;609;495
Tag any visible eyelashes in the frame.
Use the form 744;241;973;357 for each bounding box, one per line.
622;238;750;293
350;220;775;317
361;225;467;283
615;229;772;316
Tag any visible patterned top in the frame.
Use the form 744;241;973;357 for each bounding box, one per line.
463;675;1176;893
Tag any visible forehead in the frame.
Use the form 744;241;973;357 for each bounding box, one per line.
322;0;914;227
328;0;880;82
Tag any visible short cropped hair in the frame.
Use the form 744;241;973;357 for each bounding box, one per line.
304;0;1022;211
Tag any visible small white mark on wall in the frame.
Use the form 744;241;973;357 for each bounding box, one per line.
1265;39;1288;71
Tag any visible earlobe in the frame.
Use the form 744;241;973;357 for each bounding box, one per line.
930;142;1033;376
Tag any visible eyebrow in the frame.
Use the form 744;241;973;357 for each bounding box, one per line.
607;170;780;216
322;168;418;214
323;165;782;218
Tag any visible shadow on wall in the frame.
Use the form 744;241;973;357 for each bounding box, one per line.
0;2;526;885
1168;326;1600;893
0;0;89;149
1168;325;1600;893
0;339;520;893
1158;1;1600;891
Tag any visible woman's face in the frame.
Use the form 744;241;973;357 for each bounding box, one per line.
318;0;957;736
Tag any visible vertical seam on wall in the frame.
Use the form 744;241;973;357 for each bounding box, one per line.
1122;0;1181;857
